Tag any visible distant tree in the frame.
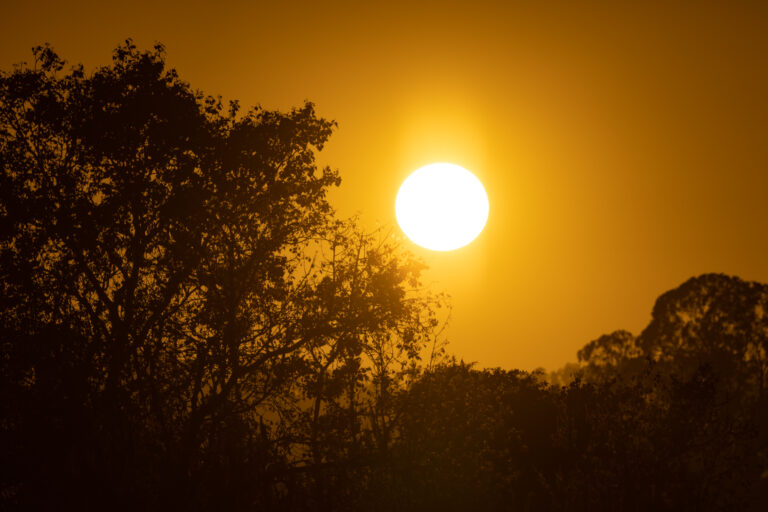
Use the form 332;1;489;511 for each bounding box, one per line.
387;360;761;511
576;329;644;383
638;273;768;392
0;41;441;510
558;274;768;389
547;361;582;387
635;274;768;504
578;330;639;368
550;366;759;512
388;363;558;511
558;273;768;509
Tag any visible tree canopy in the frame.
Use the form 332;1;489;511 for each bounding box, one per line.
0;41;444;509
2;42;768;511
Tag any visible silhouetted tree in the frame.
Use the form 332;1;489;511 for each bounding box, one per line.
386;362;558;511
576;329;644;383
4;41;768;512
0;41;441;510
638;274;768;391
549;273;768;510
270;222;445;510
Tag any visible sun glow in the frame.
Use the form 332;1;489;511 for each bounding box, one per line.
395;163;489;251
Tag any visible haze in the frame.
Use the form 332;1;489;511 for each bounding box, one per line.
3;0;767;371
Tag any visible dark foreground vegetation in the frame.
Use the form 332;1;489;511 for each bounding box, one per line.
2;42;768;511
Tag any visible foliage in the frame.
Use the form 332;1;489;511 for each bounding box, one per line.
0;41;443;510
2;42;768;511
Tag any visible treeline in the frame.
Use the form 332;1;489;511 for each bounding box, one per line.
1;42;767;510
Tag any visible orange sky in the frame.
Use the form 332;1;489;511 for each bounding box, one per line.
3;0;767;371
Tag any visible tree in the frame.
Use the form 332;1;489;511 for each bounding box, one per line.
0;41;441;509
638;273;768;392
267;222;446;510
388;363;558;511
576;329;644;383
558;273;768;509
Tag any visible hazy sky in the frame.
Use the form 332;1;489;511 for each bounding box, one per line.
3;0;767;371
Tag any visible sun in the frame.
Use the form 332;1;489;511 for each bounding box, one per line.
395;163;489;251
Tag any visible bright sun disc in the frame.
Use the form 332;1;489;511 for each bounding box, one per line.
396;163;489;251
